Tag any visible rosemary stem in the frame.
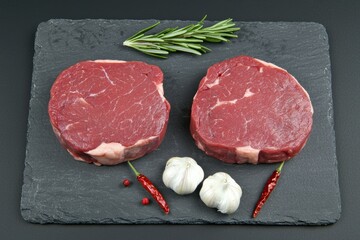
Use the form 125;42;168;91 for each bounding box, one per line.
122;16;240;58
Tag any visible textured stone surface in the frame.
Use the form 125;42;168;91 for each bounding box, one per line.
20;19;340;225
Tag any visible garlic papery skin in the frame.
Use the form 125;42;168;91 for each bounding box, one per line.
199;172;242;214
162;157;204;195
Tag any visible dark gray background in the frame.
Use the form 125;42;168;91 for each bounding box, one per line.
0;0;358;239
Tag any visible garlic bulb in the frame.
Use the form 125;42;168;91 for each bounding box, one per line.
162;157;204;195
199;172;242;214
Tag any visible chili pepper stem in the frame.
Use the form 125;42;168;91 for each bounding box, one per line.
127;161;140;176
277;161;285;173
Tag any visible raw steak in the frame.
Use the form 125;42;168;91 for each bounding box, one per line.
190;56;313;164
48;60;170;166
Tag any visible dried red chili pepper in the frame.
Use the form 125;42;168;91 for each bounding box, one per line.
128;161;170;214
252;161;285;218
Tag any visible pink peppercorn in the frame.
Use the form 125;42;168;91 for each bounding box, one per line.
123;179;131;187
142;197;150;205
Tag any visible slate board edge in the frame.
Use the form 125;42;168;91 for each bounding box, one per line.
312;23;342;223
20;19;341;225
37;17;329;26
324;32;342;223
20;22;48;223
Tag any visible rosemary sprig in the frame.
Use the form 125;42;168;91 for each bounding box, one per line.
123;16;240;58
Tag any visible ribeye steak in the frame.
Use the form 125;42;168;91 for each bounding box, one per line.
49;60;170;166
190;56;313;164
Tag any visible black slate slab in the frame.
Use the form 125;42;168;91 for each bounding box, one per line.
20;19;340;225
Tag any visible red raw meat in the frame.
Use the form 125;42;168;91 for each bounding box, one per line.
49;60;170;166
190;56;313;164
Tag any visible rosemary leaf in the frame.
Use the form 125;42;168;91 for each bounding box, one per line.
129;22;160;39
138;37;164;42
166;45;203;55
140;49;169;55
185;43;203;50
162;29;189;39
168;38;204;43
